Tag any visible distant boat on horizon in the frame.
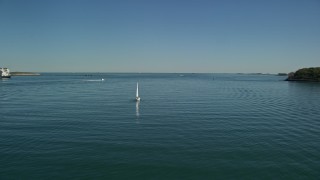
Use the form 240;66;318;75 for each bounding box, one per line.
136;82;140;101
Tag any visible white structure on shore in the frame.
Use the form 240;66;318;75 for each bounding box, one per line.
0;67;11;78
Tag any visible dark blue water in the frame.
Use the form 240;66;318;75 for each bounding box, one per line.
1;73;320;179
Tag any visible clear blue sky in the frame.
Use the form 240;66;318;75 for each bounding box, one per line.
1;0;319;73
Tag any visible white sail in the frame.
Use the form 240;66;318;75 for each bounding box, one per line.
136;82;139;97
136;82;140;101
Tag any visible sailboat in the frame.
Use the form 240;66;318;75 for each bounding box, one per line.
136;82;141;101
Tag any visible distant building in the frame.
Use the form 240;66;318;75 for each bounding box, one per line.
0;67;11;78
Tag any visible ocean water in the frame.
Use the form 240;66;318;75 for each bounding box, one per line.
1;73;319;179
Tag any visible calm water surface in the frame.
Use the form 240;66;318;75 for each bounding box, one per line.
1;73;320;179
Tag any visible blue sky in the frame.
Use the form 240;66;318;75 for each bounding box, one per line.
0;0;319;73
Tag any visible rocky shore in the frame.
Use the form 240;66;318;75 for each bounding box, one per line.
286;67;320;82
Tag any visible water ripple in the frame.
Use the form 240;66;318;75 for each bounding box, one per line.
1;74;320;179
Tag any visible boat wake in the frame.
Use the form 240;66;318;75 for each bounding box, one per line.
83;79;105;82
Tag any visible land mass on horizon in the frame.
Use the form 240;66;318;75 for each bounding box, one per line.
286;67;320;82
11;72;41;76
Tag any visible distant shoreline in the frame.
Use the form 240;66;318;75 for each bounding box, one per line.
11;72;41;76
285;67;320;82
